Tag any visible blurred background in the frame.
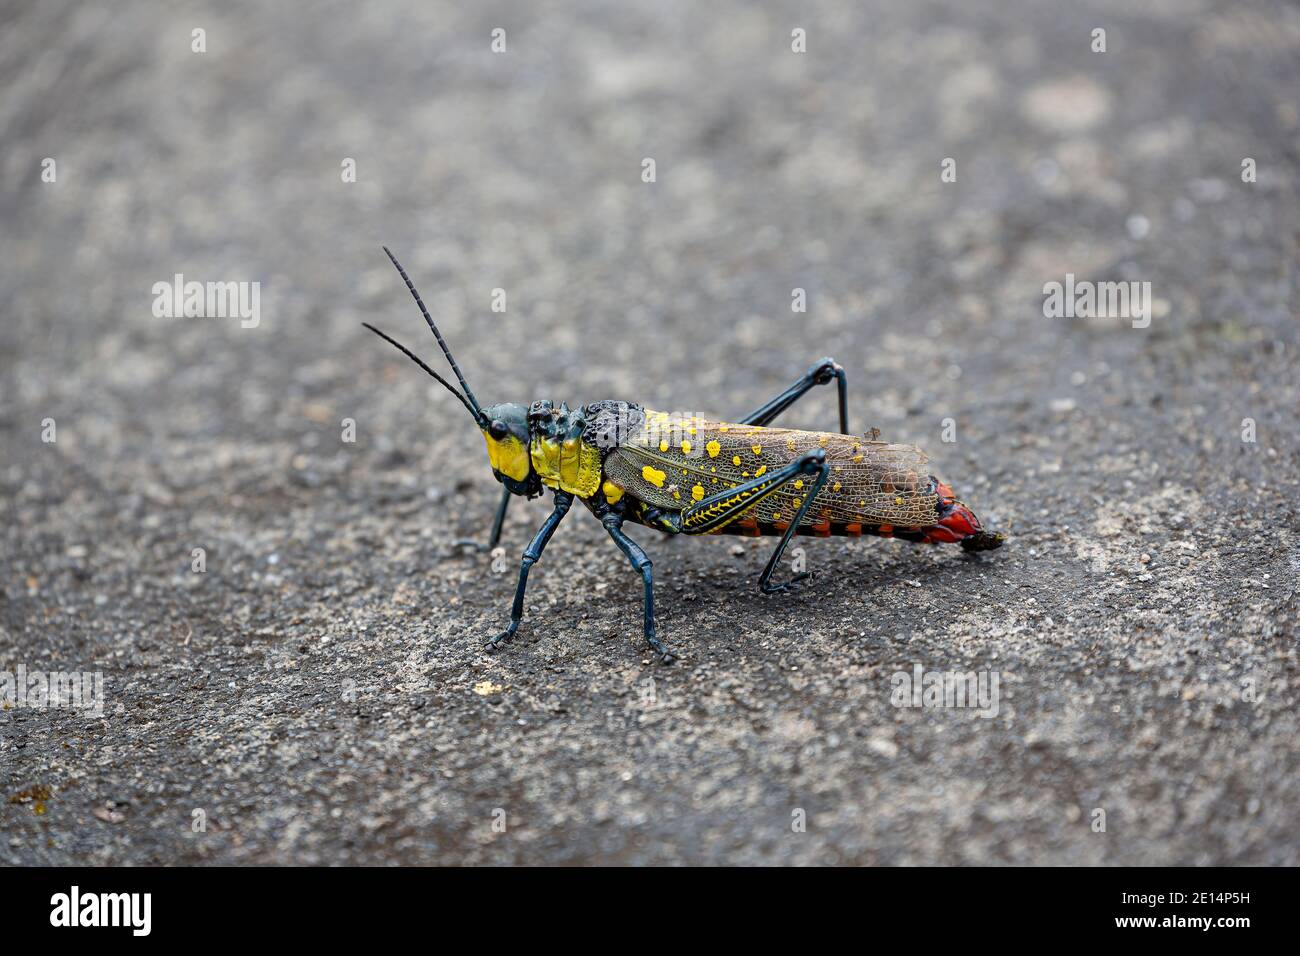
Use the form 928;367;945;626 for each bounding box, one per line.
1;0;1297;864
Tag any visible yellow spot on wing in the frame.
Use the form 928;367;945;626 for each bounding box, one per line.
642;465;666;487
751;444;762;455
681;439;692;454
832;481;842;492
755;465;766;477
732;455;742;466
692;484;704;501
659;439;669;452
793;479;804;489
706;440;721;458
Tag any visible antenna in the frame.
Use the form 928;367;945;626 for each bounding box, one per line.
382;246;483;418
361;323;481;422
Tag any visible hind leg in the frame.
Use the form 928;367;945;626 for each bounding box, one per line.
755;453;831;594
680;449;831;592
740;358;850;434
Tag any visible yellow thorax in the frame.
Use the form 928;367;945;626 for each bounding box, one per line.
530;434;602;497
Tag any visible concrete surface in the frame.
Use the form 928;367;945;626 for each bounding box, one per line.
1;0;1297;864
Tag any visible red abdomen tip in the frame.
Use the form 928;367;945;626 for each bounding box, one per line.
924;482;1003;549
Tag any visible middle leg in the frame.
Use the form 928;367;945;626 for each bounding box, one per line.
601;513;675;664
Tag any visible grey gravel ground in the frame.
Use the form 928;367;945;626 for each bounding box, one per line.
1;0;1298;865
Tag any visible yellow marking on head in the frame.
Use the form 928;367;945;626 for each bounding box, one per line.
751;444;762;455
732;455;742;466
692;484;704;501
659;439;669;452
706;440;721;458
793;478;804;490
642;465;666;487
681;439;692;454
602;480;624;505
484;432;530;482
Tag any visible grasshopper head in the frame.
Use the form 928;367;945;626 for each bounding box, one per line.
480;402;534;494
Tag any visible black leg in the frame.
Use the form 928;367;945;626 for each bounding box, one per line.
487;484;511;550
741;357;849;434
601;513;675;664
680;447;825;536
486;491;572;651
757;451;831;594
450;485;512;553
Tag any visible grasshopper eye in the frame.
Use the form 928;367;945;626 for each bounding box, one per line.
489;420;509;440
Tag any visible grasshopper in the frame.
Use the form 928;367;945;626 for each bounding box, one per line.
365;248;1004;663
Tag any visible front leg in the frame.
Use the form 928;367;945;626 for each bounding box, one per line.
486;491;572;652
452;484;512;553
741;357;849;434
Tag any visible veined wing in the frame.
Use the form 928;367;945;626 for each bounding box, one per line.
603;410;938;526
